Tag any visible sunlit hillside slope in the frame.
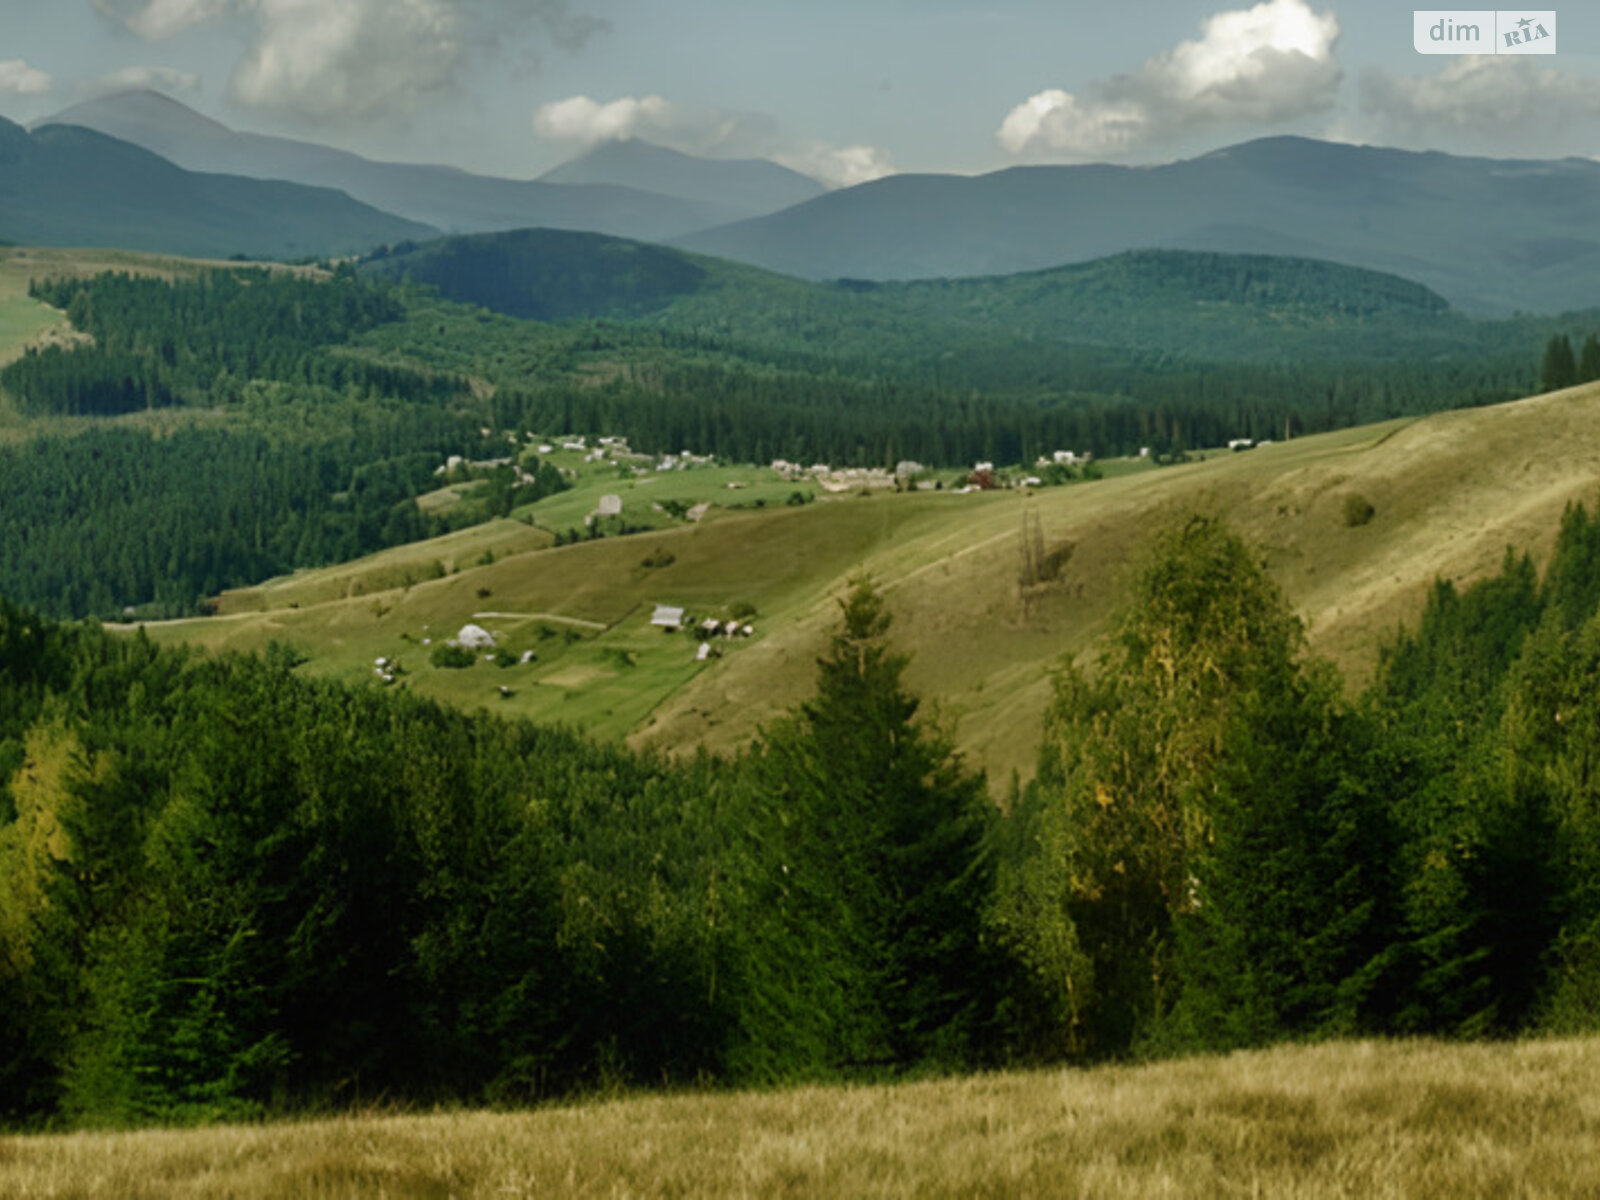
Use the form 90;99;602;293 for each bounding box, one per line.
137;379;1600;787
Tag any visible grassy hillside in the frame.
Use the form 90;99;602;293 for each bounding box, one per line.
0;271;59;369
138;378;1600;787
5;1036;1598;1197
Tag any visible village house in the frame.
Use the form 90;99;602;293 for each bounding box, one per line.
455;624;495;649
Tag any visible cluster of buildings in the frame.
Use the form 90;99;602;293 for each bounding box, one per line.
651;604;756;661
1032;450;1093;469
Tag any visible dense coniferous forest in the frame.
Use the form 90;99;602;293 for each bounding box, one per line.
0;269;568;618
8;501;1600;1128
4;269;458;417
360;234;1595;465
0;425;458;618
0;255;1561;621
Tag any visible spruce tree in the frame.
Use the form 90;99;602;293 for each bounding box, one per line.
1542;334;1578;392
1578;334;1600;385
753;579;996;1070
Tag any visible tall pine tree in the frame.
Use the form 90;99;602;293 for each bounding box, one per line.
1542;334;1578;392
1578;334;1600;385
748;580;997;1071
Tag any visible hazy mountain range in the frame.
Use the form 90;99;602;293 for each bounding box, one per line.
39;92;815;241
10;91;1600;314
0;116;433;261
675;137;1600;315
536;137;824;219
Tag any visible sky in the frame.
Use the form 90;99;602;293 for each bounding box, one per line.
1;0;1598;185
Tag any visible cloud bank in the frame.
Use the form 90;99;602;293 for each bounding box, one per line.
532;94;768;154
1360;58;1600;143
777;141;894;190
0;59;54;97
91;65;202;95
998;0;1341;159
532;93;893;188
92;0;608;125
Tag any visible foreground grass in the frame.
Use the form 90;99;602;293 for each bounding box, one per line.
4;1038;1599;1198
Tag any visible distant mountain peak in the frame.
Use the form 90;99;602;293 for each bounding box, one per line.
35;96;807;238
41;89;233;142
539;138;827;215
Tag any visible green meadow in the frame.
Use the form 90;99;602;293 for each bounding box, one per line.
134;376;1600;785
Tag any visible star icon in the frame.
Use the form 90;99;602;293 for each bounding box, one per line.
1518;16;1533;28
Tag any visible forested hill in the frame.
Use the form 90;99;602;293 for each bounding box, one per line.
364;228;1526;366
0;266;568;620
867;251;1465;362
1;250;1591;620
363;228;736;320
0;118;436;260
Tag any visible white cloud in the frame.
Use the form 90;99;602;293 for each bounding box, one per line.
998;0;1341;158
776;142;894;189
532;95;769;155
0;59;53;96
228;0;467;123
92;65;203;94
91;0;229;40
92;0;608;125
534;94;687;144
532;94;891;188
1360;58;1600;142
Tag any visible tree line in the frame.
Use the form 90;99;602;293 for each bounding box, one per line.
0;416;566;620
1540;332;1600;392
1;269;459;417
8;501;1600;1127
0;269;571;619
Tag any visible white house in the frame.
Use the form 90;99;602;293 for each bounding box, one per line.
651;604;686;630
456;623;495;649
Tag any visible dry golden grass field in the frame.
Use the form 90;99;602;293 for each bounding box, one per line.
3;1038;1599;1198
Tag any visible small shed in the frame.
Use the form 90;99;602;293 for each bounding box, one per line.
651;604;686;630
597;494;623;517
